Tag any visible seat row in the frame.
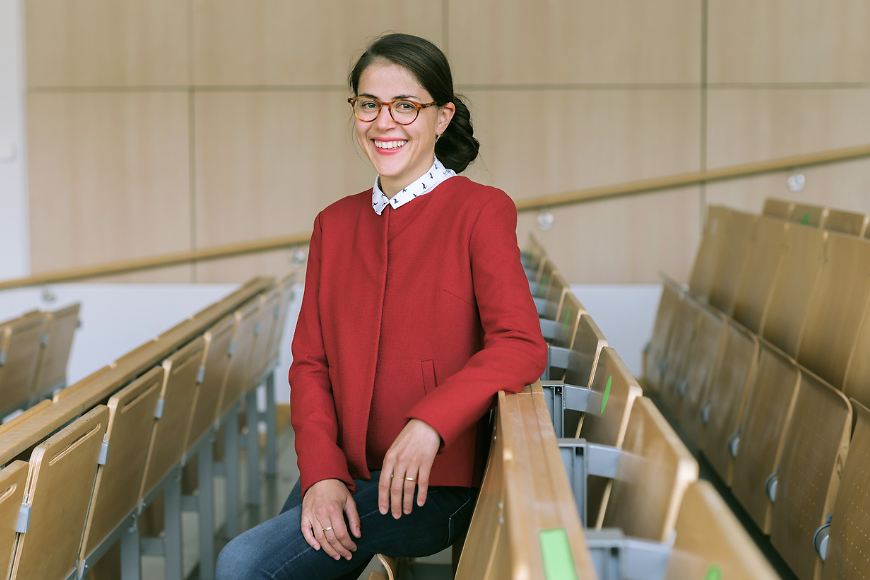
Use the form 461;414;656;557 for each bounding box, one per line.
0;274;295;580
0;303;80;416
645;198;870;580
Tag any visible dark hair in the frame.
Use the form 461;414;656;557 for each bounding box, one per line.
349;33;479;173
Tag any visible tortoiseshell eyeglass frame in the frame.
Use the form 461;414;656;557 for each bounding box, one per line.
348;96;438;125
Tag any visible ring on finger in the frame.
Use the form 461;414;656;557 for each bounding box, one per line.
405;476;416;482
323;526;333;532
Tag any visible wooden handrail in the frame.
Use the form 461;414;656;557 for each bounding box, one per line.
3;143;869;290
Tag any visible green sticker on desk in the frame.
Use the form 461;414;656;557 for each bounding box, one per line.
802;211;810;225
539;528;579;580
564;307;571;332
704;563;723;580
601;375;612;414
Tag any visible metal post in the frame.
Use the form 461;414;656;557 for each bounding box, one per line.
224;405;241;539
198;437;216;580
265;370;278;476
120;514;141;580
163;468;184;580
245;389;261;505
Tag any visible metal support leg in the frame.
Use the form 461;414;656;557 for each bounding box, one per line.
163;468;184;580
198;438;216;580
120;515;141;580
245;389;261;505
265;370;278;476
224;406;241;539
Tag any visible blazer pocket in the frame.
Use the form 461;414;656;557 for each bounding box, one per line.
421;360;437;394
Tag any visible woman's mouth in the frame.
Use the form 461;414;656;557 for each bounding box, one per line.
373;139;407;154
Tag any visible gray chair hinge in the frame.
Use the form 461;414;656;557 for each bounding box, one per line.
254;321;261;337
273;305;281;319
98;441;110;465
16;503;31;533
228;340;236;357
196;365;206;384
0;351;6;367
766;466;779;502
814;513;833;561
77;319;83;329
154;399;165;419
41;332;49;347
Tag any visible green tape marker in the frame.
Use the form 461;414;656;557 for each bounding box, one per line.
564;307;571;332
542;273;549;287
539;528;579;580
704;563;723;580
802;211;810;225
601;375;612;414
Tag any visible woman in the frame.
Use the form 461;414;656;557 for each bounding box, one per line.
216;33;546;580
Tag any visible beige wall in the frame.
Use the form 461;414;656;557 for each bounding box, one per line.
24;0;870;284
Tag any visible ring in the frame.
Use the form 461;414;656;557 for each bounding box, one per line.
323;526;333;532
405;477;416;482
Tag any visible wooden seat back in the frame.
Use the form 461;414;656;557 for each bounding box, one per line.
763;197;794;220
602;397;698;542
708;209;758;315
31;303;80;397
247;287;282;389
732;216;789;334
762;224;826;357
139;337;206;499
770;370;850;580
642;277;682;392
702;322;759;486
688;206;729;300
563;315;606;437
80;368;163;560
577;347;643;528
0;312;47;412
659;297;700;419
524;232;546;266
554;292;586;351
678;304;728;449
796;232;870;390
664;480;780;580
822;398;870;580
541;271;569;321
731;341;801;533
52;365;112;402
791;203;828;228
9;405;109;580
456;383;597;580
182;314;235;453
824;208;869;237
266;273;296;366
0;461;28;579
215;300;260;419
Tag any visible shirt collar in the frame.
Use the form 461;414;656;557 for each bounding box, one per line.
372;157;456;215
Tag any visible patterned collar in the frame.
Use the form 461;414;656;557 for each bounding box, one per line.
372;157;456;215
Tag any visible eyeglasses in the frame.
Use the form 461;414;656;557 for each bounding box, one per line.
348;96;437;125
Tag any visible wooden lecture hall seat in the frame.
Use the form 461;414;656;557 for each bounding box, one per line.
730;215;788;335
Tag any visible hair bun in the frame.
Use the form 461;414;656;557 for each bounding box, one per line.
436;96;479;173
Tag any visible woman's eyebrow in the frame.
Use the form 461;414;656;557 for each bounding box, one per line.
358;92;420;100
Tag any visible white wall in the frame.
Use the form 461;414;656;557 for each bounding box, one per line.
0;0;29;281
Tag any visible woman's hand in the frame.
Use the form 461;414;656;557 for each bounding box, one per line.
301;479;361;561
378;419;442;519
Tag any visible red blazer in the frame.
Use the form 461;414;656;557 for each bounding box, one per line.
289;177;547;495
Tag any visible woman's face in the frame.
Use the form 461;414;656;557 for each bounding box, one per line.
354;61;455;196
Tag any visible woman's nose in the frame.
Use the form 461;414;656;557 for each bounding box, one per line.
374;105;396;129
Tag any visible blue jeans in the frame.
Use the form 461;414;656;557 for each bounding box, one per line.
215;471;478;580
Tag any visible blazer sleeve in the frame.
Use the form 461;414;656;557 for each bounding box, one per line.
289;213;355;496
406;190;548;449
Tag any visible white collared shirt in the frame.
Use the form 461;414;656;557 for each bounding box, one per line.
371;157;456;215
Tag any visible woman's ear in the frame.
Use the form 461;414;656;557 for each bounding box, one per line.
436;102;456;136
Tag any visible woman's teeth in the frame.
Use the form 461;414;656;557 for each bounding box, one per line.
374;140;407;149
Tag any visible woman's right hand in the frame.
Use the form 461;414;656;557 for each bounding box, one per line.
301;479;361;560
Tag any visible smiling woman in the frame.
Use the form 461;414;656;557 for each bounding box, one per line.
215;33;546;580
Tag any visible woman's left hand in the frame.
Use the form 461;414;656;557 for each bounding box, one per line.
379;419;441;519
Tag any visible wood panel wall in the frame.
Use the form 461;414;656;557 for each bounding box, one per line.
24;0;870;284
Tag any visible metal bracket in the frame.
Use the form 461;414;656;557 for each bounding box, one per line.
196;365;206;384
154;399;165;419
540;318;558;342
254;321;261;336
529;281;540;296
700;402;711;424
813;513;833;561
41;332;49;348
0;351;6;367
585;529;672;580
727;428;741;458
677;380;687;398
228;340;236;357
558;439;622;526
98;441;110;465
16;503;31;533
534;297;547;316
766;466;779;502
542;380;594;437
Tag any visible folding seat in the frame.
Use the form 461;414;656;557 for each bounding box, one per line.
763;197;794;220
796;232;870;390
819;398;870;579
762;223;827;357
677;304;728;449
791;202;828;227
8;406;109;580
521;233;546;275
641;276;682;392
702;321;759;486
731;216;789;334
537;270;570;323
824;207;869;237
664;481;779;580
707;209;757;315
843;295;870;410
731;341;801;533
688;205;730;301
30;303;80;400
0;461;27;579
768;370;851;580
658;297;701;419
0;312;47;413
542;290;586;355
